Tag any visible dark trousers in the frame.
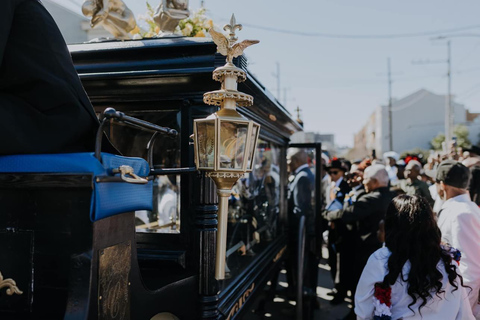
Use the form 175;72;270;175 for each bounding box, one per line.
336;229;358;296
351;235;382;304
327;224;339;288
285;218;318;297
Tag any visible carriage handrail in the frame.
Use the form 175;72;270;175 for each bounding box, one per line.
95;108;178;162
102;108;178;136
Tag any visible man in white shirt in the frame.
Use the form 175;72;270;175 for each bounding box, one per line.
383;151;399;185
436;160;480;318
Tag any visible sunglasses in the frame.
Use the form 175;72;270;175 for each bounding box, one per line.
329;170;341;175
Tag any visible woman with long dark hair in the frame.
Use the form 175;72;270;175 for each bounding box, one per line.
355;195;473;319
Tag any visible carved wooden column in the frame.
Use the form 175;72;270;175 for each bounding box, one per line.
195;172;219;319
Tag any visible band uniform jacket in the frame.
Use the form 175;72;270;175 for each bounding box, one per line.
287;165;315;236
0;0;99;155
323;184;367;221
342;186;395;249
330;178;351;207
345;185;367;207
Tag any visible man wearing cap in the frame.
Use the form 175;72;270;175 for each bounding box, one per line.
323;165;394;319
325;159;350;209
436;160;480;318
399;160;434;206
323;162;365;305
324;159;351;303
383;151;399;185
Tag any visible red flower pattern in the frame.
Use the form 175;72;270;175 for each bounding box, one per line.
374;283;392;307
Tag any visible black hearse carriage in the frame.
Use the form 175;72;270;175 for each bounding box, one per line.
0;36;323;319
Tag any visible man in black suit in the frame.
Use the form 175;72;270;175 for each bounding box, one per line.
331;164;394;319
322;159;351;303
1;0;99;155
323;163;365;304
285;148;315;303
344;165;394;269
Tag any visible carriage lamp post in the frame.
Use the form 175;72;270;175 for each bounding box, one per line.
192;15;260;280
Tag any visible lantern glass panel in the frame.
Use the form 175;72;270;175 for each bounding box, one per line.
219;121;249;169
196;120;216;169
246;123;260;171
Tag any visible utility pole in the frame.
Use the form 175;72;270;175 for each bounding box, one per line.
274;62;280;100
413;39;453;153
387;58;393;151
446;40;452;152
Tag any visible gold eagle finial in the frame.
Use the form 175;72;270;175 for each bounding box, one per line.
209;14;259;64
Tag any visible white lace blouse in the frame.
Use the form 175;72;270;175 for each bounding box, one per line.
355;247;474;320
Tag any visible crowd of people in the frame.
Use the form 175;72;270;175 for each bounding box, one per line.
316;148;480;319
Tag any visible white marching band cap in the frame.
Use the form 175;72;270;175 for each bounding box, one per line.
383;151;400;162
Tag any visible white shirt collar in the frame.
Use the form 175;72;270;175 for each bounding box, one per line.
334;176;344;187
441;193;471;209
294;163;309;175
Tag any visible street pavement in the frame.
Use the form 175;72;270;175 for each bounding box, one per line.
244;252;352;319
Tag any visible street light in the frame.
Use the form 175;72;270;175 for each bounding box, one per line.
192;14;260;280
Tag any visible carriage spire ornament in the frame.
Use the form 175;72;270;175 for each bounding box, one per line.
192;15;260;280
209;16;259;64
223;14;242;43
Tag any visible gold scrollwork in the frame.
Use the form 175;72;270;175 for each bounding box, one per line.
213;69;246;83
226;283;255;320
0;272;23;296
207;172;244;179
273;246;287;263
203;91;253;107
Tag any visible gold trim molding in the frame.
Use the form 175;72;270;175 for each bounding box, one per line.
206;172;244;179
273;246;287;263
226;283;255;320
0;271;23;296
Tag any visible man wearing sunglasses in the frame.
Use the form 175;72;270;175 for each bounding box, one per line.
324;159;351;304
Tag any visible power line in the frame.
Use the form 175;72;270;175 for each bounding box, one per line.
454;66;480;74
460;88;480;100
388;58;393;151
455;40;480;68
240;23;480;39
458;82;480;98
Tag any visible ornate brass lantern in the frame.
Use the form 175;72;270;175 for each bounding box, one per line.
193;15;260;280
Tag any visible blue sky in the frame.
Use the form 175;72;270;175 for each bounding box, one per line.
108;1;480;147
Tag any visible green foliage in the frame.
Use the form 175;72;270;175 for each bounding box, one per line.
430;133;445;151
430;124;471;150
144;2;157;31
455;124;471;148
